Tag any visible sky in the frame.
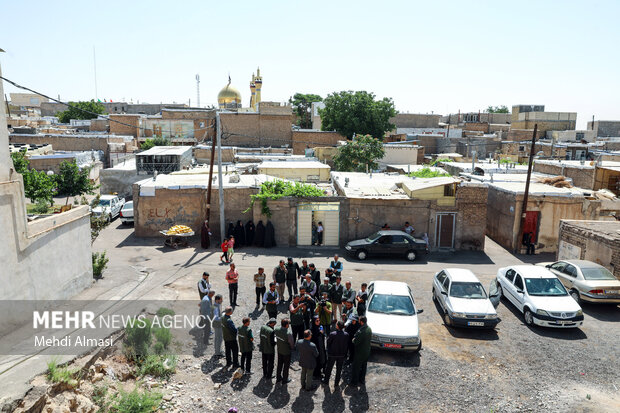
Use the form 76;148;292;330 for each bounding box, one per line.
1;0;619;129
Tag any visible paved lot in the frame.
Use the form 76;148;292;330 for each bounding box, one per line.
3;220;619;412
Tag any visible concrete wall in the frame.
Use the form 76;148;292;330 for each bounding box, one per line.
588;121;620;138
100;168;142;199
390;114;440;129
291;130;343;155
381;145;424;165
40;102;187;117
193;146;236;163
533;162;596;190
257;166;331;182
0;68;92;310
558;220;620;279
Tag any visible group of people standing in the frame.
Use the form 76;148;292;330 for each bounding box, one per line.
197;255;373;390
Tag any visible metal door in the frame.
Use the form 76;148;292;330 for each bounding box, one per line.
297;209;313;246
436;213;455;248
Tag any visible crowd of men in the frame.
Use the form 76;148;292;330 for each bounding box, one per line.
197;254;373;389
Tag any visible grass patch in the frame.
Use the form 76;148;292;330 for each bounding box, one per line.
92;384;110;409
110;386;162;413
46;358;79;385
407;167;450;178
137;354;177;379
155;307;175;318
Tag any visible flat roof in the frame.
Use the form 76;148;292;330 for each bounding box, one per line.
106;157;136;170
447;161;529;172
536;159;620;170
331;172;458;199
385;165;448;174
461;172;572;184
137;173;288;196
258;160;330;169
560;220;620;239
488;181;587;197
136;146;193;156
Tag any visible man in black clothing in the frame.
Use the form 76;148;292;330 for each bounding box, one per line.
272;260;287;300
322;321;349;387
357;283;369;316
298;259;311;278
299;288;316;330
285;257;300;301
308;263;321;285
344;314;360;363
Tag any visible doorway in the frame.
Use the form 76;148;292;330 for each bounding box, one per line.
297;202;340;246
435;213;456;248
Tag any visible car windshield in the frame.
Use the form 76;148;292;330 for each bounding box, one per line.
123;202;133;209
365;232;382;242
368;294;415;316
449;282;487;299
581;267;616;280
98;200;110;206
525;278;568;296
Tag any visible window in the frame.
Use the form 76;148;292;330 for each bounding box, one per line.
563;265;578;278
392;235;409;244
444;184;455;197
436;271;447;285
377;236;392;244
581;267;616;280
307;175;320;181
519;145;525;152
576;132;584;141
442;277;450;291
514;275;524;291
449;282;487;299
505;269;516;282
525;278;567;296
550;262;566;272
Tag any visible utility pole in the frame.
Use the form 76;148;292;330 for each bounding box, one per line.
93;46;98;100
196;74;200;108
216;111;225;242
205;120;217;222
517;124;538;253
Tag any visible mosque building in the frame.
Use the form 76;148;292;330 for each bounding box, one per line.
217;67;262;112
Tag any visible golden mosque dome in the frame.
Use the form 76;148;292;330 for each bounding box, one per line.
217;77;242;108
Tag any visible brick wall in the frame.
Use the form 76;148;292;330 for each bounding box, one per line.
533;162;595;189
463;122;490;133
454;183;488;250
506;129;545;141
109;114;142;138
292;130;344;154
220;113;292;147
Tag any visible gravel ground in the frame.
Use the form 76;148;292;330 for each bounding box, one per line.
157;250;620;413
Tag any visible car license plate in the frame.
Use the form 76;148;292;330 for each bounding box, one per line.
383;343;402;349
604;290;618;295
467;321;485;326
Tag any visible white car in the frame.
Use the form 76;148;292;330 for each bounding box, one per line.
120;201;134;225
432;268;500;328
91;195;125;222
496;265;584;328
366;280;423;352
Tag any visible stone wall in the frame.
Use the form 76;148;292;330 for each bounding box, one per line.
291;130;343;155
109;114;143;138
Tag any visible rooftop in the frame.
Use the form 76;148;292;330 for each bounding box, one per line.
385;164;448;174
445;161;529;174
488;181;588;197
258;160;330;169
461;172;572;184
331;172;459;199
535;159;620;170
137;173;284;196
136;146;193;156
561;220;620;239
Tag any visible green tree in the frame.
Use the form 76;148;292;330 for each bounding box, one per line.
333;134;385;172
10;151;29;174
486;105;509;113
57;100;106;123
140;136;170;151
320;91;397;139
290;93;322;129
55;161;97;205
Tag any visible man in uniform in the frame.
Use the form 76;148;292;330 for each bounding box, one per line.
198;272;211;300
222;306;239;368
238;317;254;374
275;318;294;384
325;268;337;284
323;321;349;388
272;260;287;299
285;257;300;301
289;294;306;342
351;315;372;386
259;318;277;379
298;259;311;278
330;276;344;322
262;282;280;319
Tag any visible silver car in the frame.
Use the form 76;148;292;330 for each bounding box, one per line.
366;280;423;352
541;260;620;304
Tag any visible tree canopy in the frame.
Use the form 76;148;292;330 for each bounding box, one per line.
486;105;509;113
290;93;322;129
55;161;98;204
140;136;171;151
245;180;326;218
319;91;397;139
333;134;385;172
57;100;106;123
10;151;56;205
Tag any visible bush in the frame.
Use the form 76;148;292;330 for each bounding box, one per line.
92;251;109;279
46;358;79;385
245;180;325;217
407;167;450;178
153;327;172;350
92;384;110;409
32;199;51;214
137;354;176;378
431;158;454;166
110;386;162;413
124;318;152;361
156;307;175;318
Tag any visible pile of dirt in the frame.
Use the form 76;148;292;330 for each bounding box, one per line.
536;175;572;188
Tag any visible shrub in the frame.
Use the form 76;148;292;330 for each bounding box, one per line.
245;180;325;217
92;251;109;278
124;318;152;361
431;158;453;166
32;199;50;214
92;384;109;409
138;354;176;378
407;167;450;178
46;358;78;385
156;307;175;318
153;327;172;350
110;386;162;413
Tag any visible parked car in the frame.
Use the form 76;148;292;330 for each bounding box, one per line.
345;230;428;262
539;260;620;304
432;268;500;328
496;265;583;328
366;280;423;351
91;195;125;222
120;201;134;225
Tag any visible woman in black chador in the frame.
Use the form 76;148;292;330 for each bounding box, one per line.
255;220;266;247
245;220;255;246
227;222;235;239
264;220;276;248
234;220;246;247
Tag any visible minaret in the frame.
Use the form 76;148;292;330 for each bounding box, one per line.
250;73;256;110
254;67;262;111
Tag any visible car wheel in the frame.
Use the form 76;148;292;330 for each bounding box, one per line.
523;308;534;326
569;289;581;305
406;250;417;261
432;288;437;302
443;313;452;326
497;284;503;298
356;250;368;260
105;214;111;223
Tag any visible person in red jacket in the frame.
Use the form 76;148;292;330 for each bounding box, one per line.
220;238;229;263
